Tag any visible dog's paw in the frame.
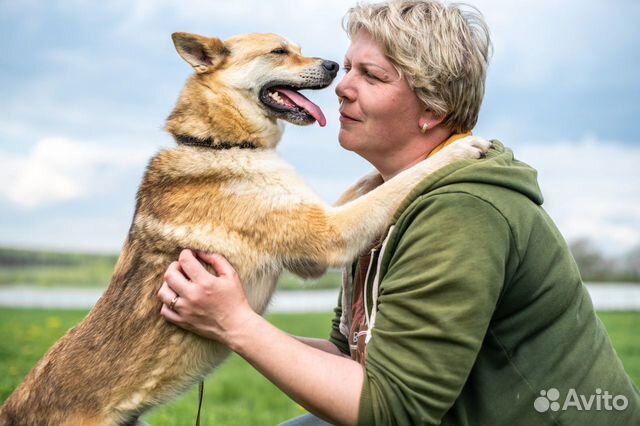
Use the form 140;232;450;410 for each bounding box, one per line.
441;136;492;161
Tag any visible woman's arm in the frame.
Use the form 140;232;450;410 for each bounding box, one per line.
157;249;362;425
295;336;350;357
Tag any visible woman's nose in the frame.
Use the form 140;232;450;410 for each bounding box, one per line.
335;72;353;101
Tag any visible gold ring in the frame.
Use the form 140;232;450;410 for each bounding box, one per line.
169;294;179;311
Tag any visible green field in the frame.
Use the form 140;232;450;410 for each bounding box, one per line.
0;309;638;425
0;247;118;288
3;245;638;290
0;247;341;290
0;309;331;425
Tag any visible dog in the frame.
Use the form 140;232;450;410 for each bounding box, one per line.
0;32;490;426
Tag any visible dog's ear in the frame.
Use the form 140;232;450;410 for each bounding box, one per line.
172;32;229;74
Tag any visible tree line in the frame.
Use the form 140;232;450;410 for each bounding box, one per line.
1;242;639;284
569;239;640;283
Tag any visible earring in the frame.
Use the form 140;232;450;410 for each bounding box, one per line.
421;122;430;134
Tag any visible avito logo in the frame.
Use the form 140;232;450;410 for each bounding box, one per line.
534;388;629;413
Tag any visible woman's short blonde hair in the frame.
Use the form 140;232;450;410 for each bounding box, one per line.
344;0;491;132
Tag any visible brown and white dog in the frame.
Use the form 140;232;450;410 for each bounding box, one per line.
0;32;490;426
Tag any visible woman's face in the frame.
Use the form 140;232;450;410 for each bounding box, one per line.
335;30;426;168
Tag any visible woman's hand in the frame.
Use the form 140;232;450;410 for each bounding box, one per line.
157;249;255;347
158;250;362;425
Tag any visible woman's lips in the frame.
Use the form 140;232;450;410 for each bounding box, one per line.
339;111;360;122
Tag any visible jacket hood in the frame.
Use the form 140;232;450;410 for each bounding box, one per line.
392;140;544;222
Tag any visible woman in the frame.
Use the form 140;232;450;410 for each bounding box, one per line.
157;1;640;425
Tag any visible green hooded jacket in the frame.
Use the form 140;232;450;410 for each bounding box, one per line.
329;141;640;425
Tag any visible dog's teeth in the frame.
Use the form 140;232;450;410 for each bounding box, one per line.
269;91;287;106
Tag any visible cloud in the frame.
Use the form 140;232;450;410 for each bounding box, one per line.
298;135;640;255
0;0;638;255
0;137;152;208
108;0;356;52
476;0;640;89
508;137;640;254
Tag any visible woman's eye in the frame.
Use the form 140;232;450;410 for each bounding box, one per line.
365;71;380;81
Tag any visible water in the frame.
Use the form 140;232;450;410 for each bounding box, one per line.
0;284;638;312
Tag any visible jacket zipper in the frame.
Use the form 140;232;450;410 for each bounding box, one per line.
362;247;377;327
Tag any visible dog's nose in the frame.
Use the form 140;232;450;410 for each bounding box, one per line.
322;60;339;77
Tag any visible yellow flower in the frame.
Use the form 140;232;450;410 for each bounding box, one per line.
27;325;42;339
47;316;62;329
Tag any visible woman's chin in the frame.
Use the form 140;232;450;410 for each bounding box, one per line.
338;131;358;152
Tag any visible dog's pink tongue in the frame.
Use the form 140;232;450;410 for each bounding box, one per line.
276;88;327;127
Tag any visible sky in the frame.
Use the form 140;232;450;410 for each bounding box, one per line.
0;0;639;256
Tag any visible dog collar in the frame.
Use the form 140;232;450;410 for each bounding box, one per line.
176;135;258;150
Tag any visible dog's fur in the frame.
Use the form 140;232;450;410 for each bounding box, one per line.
0;32;490;426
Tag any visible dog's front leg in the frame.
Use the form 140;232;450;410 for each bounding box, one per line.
284;171;384;280
281;136;492;269
326;136;491;265
333;170;385;207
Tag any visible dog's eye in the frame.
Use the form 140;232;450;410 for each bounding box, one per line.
270;48;289;55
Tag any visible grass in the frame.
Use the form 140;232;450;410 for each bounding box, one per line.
0;309;638;425
0;309;332;425
596;312;640;383
3;246;638;289
0;247;342;290
0;248;118;288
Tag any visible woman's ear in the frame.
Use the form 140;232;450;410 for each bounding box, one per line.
418;110;446;133
172;32;229;74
